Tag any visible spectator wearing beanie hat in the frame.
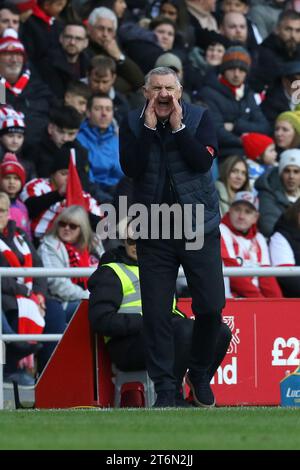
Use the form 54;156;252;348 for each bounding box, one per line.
278;148;300;178
0;105;36;180
0;105;25;149
0;152;25;186
255;148;300;237
0;105;25;150
242;132;278;188
0;28;52;146
20;145;102;242
220;45;252;76
0;152;31;236
220;189;282;298
274;108;300;153
0;26;25;54
197;45;271;159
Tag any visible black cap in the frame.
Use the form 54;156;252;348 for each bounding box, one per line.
278;61;300;78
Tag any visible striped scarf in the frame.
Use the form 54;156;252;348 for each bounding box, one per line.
219;75;245;101
64;242;90;289
0;232;33;288
32;4;55;26
0;231;45;366
0;69;31;96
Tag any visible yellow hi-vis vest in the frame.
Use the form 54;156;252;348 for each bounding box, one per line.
101;262;185;342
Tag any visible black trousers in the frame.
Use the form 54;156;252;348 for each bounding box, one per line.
107;317;232;391
136;229;226;392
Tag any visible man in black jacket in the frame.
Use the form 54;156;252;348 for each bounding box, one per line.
219;11;259;59
119;67;226;407
39;22;90;99
197;45;271;159
261;61;300;130
249;9;300;92
23;104;106;205
88;237;232;407
0;28;53;146
25;104;86;179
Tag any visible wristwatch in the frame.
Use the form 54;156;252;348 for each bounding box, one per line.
117;53;126;65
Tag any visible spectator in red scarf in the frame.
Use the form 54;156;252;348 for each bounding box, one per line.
0;191;46;387
197;45;271;159
37;204;104;370
0;152;31;237
20;0;67;66
220;190;282;298
0;28;53;145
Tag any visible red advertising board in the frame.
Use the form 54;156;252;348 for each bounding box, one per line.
178;298;300;405
36;299;300;408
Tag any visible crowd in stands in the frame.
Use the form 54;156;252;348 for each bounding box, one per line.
1;0;300;388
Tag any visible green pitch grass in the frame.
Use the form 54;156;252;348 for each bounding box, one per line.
0;407;299;450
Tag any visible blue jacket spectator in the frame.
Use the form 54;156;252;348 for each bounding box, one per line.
77;94;124;202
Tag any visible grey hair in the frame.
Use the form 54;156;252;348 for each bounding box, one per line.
144;67;182;89
49;205;93;251
88;7;118;31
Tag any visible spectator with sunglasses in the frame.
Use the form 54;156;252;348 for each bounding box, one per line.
37;204;104;371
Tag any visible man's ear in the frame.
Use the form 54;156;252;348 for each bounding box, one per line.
143;86;149;100
83;37;89;49
178;85;183;100
48;122;54;135
86;23;93;38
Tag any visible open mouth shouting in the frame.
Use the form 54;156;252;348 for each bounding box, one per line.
154;96;173;117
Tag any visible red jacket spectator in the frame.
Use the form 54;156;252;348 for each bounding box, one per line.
220;191;282;298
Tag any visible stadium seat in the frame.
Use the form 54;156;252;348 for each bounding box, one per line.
112;365;156;408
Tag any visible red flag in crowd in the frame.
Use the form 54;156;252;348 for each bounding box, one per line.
66;148;88;210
